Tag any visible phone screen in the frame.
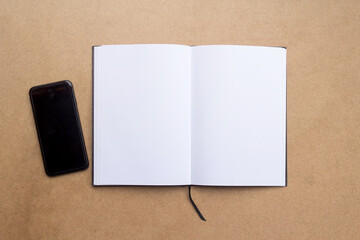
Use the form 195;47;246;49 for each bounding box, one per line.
30;81;88;176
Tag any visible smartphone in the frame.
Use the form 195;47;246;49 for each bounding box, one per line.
29;80;88;176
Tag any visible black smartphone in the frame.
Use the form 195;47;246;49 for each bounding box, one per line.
29;80;88;176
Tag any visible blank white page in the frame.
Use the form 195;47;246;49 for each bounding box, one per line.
94;45;191;185
191;45;286;186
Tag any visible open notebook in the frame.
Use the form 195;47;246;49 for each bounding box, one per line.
93;44;286;186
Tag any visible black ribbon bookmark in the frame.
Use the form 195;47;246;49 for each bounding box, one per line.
189;186;206;221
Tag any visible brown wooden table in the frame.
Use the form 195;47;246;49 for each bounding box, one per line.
1;1;359;239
